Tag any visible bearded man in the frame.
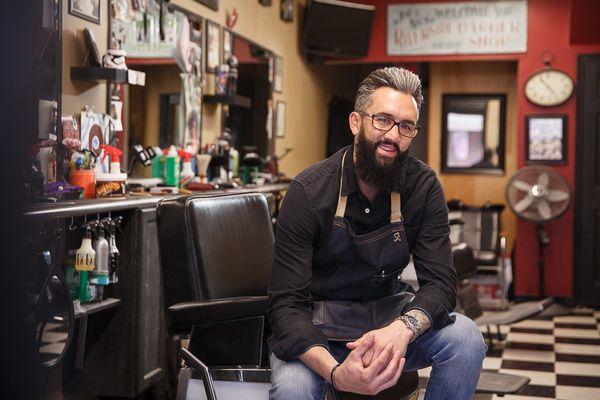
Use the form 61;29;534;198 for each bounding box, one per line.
267;67;487;400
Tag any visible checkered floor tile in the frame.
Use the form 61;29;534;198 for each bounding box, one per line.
417;307;600;400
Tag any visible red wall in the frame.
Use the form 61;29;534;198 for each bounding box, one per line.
344;0;600;298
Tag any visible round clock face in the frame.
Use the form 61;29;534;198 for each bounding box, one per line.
524;69;574;107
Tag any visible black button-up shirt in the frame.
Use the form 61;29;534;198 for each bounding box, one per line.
267;145;456;361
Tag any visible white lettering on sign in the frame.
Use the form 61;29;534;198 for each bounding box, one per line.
387;1;527;55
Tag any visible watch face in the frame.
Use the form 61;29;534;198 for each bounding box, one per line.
524;69;574;107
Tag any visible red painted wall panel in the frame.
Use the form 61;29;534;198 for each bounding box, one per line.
340;0;600;298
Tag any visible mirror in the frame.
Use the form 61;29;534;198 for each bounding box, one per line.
222;33;273;159
441;94;506;174
109;1;203;176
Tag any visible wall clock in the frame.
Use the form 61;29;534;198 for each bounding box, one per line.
524;68;574;107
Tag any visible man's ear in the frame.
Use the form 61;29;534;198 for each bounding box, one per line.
349;111;361;136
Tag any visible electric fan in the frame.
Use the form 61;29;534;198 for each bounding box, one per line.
505;166;570;297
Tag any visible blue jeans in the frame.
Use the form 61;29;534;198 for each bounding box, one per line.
269;313;487;400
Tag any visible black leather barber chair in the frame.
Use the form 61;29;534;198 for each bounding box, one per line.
157;193;274;399
158;192;421;400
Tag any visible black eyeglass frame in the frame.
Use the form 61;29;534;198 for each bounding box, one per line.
356;111;421;138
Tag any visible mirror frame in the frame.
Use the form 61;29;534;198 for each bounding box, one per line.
221;31;275;157
441;93;506;175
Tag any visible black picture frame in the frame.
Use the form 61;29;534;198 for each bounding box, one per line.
69;0;101;24
205;20;220;73
525;115;567;165
441;93;506;175
194;0;218;11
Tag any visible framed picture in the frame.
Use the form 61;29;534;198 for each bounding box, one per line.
69;0;101;24
525;115;567;165
259;0;273;6
280;0;294;22
194;0;218;11
441;94;506;174
274;55;283;93
275;101;286;138
205;20;221;73
222;29;233;62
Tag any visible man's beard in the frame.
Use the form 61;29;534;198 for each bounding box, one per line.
355;128;409;193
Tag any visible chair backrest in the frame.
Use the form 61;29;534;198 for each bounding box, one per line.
448;202;504;265
186;193;274;299
156;192;274;309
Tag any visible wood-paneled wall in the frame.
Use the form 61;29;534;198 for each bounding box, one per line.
427;61;518;252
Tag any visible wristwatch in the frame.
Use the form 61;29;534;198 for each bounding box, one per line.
398;314;421;343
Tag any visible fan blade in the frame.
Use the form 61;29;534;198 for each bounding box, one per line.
513;180;532;192
547;190;569;202
514;194;534;213
537;200;552;220
538;171;549;187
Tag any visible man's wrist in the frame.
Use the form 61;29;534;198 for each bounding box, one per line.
396;314;421;343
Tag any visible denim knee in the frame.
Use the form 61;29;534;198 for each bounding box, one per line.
446;313;487;365
269;353;326;400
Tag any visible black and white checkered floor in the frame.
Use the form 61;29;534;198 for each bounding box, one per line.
416;307;600;400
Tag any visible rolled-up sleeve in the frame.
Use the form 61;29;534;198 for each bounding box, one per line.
267;180;329;361
406;177;457;330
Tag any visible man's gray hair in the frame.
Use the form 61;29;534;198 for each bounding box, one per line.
354;67;424;113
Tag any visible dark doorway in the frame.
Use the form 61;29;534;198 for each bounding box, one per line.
574;54;600;307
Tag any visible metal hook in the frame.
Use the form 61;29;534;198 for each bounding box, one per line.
69;216;77;231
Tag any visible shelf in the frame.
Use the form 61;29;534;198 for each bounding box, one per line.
203;94;251;108
70;67;146;86
74;297;121;319
127;57;176;66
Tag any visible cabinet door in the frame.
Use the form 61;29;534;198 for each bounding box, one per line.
136;208;167;390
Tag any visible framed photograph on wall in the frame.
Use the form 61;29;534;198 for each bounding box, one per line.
525;115;567;165
441;93;506;175
274;55;283;93
205;20;220;73
275;101;286;138
222;29;233;62
69;0;101;24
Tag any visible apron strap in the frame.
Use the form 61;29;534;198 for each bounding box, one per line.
391;192;403;223
335;150;349;218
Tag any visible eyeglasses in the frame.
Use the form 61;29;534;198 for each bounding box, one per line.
357;112;420;138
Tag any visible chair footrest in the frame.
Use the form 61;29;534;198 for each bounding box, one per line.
191;367;272;383
477;371;530;394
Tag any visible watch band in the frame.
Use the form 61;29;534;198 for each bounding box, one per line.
398;314;421;343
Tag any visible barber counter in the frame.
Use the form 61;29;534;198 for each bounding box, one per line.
25;184;287;398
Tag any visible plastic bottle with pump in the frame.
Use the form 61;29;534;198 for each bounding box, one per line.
90;221;109;299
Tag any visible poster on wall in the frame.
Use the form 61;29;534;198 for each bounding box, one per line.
387;1;527;56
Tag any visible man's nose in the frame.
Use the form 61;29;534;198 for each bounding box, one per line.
383;124;401;141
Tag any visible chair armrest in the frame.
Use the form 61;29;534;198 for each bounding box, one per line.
168;296;269;331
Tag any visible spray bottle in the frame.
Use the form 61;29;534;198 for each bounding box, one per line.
164;146;180;187
75;226;95;303
90;221;109;299
178;149;194;188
